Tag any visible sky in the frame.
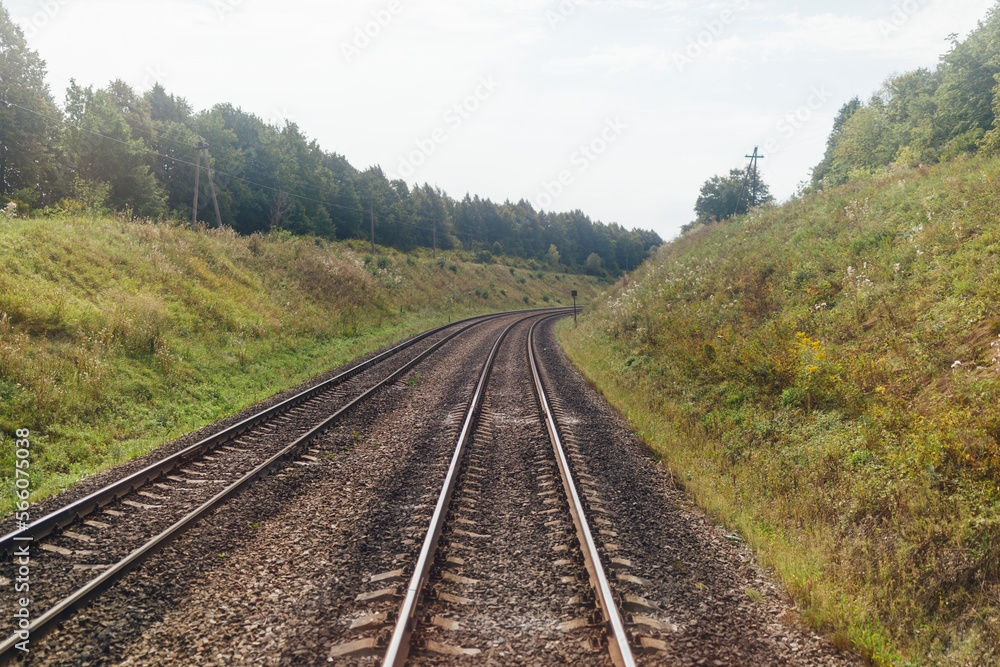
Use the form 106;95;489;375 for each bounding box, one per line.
6;0;998;240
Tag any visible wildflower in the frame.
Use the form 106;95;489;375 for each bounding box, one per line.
951;360;963;368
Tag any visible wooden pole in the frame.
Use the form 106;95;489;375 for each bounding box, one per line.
191;143;202;228
370;191;375;255
203;144;222;227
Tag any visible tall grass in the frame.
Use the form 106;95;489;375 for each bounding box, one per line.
558;154;1000;666
0;215;600;513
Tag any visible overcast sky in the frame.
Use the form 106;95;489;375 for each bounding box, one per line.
6;0;997;239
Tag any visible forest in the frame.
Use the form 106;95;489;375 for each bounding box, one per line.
685;5;1000;232
811;3;1000;186
0;5;660;275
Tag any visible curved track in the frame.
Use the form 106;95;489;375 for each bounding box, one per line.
328;311;637;665
0;309;570;663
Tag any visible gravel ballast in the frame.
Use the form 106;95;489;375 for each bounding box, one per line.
9;312;861;665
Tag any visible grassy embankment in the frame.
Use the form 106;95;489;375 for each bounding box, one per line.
558;155;1000;666
0;214;600;514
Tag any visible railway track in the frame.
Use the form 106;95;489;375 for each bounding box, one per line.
4;307;862;666
0;309;569;663
330;311;643;665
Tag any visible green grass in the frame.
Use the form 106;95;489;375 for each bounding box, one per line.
558;154;1000;666
0;214;602;515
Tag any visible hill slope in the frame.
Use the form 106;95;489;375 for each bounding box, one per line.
0;214;599;511
558;155;1000;665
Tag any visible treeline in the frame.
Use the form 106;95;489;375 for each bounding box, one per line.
812;2;1000;186
0;5;659;274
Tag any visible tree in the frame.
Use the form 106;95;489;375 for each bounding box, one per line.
0;12;663;269
584;252;602;275
831;101;897;174
547;243;561;267
813;4;1000;182
693;168;772;225
0;5;61;209
63;82;166;218
812;97;863;186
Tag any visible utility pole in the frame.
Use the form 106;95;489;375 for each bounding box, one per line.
203;142;222;228
192;139;222;228
370;191;375;255
191;145;201;229
432;219;437;259
734;146;764;216
748;145;763;206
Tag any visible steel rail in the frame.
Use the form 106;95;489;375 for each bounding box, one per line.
380;313;540;666
527;315;637;667
0;308;541;556
0;310;559;664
